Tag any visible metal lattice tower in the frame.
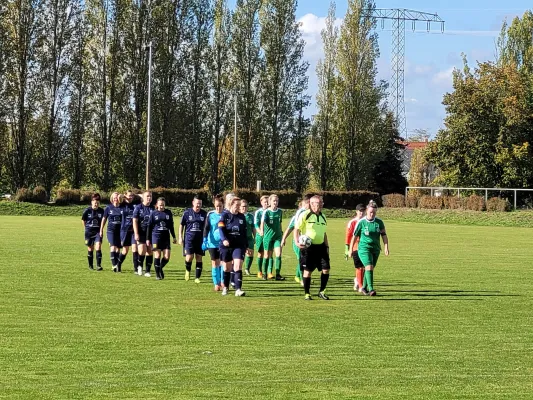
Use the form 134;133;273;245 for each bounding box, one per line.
363;9;444;137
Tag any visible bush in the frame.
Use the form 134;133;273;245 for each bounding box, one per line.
465;194;485;211
225;189;299;208
405;194;419;208
32;186;48;204
14;188;34;203
303;191;381;209
150;188;209;207
486;197;510;212
442;196;465;210
55;189;81;205
382;193;405;208
418;195;443;209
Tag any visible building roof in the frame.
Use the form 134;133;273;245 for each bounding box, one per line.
398;140;429;151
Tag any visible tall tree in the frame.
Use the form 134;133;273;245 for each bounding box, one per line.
335;0;388;190
231;0;263;189
3;0;43;190
209;0;232;193
34;0;81;194
497;11;533;74
313;1;338;190
259;0;308;188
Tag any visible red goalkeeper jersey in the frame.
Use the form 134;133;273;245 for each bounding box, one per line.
345;217;361;251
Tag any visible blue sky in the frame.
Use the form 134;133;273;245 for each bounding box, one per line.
296;0;531;138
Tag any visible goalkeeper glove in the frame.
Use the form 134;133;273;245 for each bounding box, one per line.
201;238;208;252
344;244;349;260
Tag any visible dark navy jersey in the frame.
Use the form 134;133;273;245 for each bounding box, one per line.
181;208;207;243
218;211;247;248
147;209;176;240
82;207;104;233
104;204;122;232
133;203;153;232
120;202;136;232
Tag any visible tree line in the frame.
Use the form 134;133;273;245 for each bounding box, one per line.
0;0;406;196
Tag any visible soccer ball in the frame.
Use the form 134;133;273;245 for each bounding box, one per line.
298;235;312;248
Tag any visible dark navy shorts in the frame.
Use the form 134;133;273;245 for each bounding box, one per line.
220;247;245;263
85;231;101;247
152;235;171;251
107;229;122;248
120;230;134;247
137;231;148;245
208;248;220;261
184;240;204;256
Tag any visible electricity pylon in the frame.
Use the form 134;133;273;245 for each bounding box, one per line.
362;9;445;137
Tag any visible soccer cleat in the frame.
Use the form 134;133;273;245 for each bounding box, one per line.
144;272;151;277
360;287;369;296
184;270;190;281
214;285;221;292
294;276;300;283
96;266;103;271
137;267;143;276
369;290;377;297
117;264;122;273
318;291;330;300
235;289;246;297
244;269;251;276
112;266;118;273
262;274;268;281
267;273;274;280
275;274;285;281
304;294;312;300
222;287;228;296
194;278;200;284
257;272;263;279
88;265;94;270
353;278;358;291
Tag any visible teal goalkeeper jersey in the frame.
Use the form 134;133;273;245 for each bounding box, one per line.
354;217;385;252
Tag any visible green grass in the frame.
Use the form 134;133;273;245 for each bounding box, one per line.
1;216;532;399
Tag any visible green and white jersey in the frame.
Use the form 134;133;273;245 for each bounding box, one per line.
288;208;307;230
261;208;283;238
245;212;255;241
354;217;385;252
254;208;265;231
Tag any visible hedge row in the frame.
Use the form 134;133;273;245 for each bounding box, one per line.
12;187;382;209
381;193;511;212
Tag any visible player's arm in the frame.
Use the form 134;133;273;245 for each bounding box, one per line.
169;212;177;244
100;208;108;237
380;221;389;256
81;209;88;229
345;221;354;259
133;207;140;241
218;216;229;247
281;226;293;247
324;232;329;253
178;212;186;245
348;234;357;258
146;214;152;246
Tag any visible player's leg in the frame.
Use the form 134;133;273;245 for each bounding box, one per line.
138;242;146;275
131;242;140;275
233;248;246;297
292;242;302;283
255;235;264;278
365;251;380;296
153;248;162;280
95;236;103;271
221;249;233;296
145;245;153;277
117;231;130;271
107;231;119;271
353;251;364;291
184;245;194;281
161;248;171;279
300;246;315;299
194;252;203;283
244;241;254;275
209;249;221;291
317;245;330;300
87;243;94;270
273;238;284;280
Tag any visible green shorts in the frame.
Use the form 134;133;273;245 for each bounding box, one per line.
358;248;380;267
247;237;254;250
255;234;264;252
263;234;282;252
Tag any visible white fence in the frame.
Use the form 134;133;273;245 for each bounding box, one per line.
405;186;533;210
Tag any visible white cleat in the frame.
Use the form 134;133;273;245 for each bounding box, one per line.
235;289;246;297
137;267;143;276
354;278;358;291
244;269;250;276
222;287;228;296
144;272;151;277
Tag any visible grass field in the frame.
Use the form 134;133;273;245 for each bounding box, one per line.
1;216;532;399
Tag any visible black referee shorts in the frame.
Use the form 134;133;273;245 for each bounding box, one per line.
299;243;330;273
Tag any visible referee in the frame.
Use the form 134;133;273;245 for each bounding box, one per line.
294;195;330;300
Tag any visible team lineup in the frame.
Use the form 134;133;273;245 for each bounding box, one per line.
81;191;390;299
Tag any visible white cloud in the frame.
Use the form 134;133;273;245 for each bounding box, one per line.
432;67;455;87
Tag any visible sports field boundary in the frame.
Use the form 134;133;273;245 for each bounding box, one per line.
2;201;533;227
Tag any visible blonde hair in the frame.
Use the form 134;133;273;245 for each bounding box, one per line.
260;195;269;203
268;194;278;202
230;197;241;207
111;192;120;203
